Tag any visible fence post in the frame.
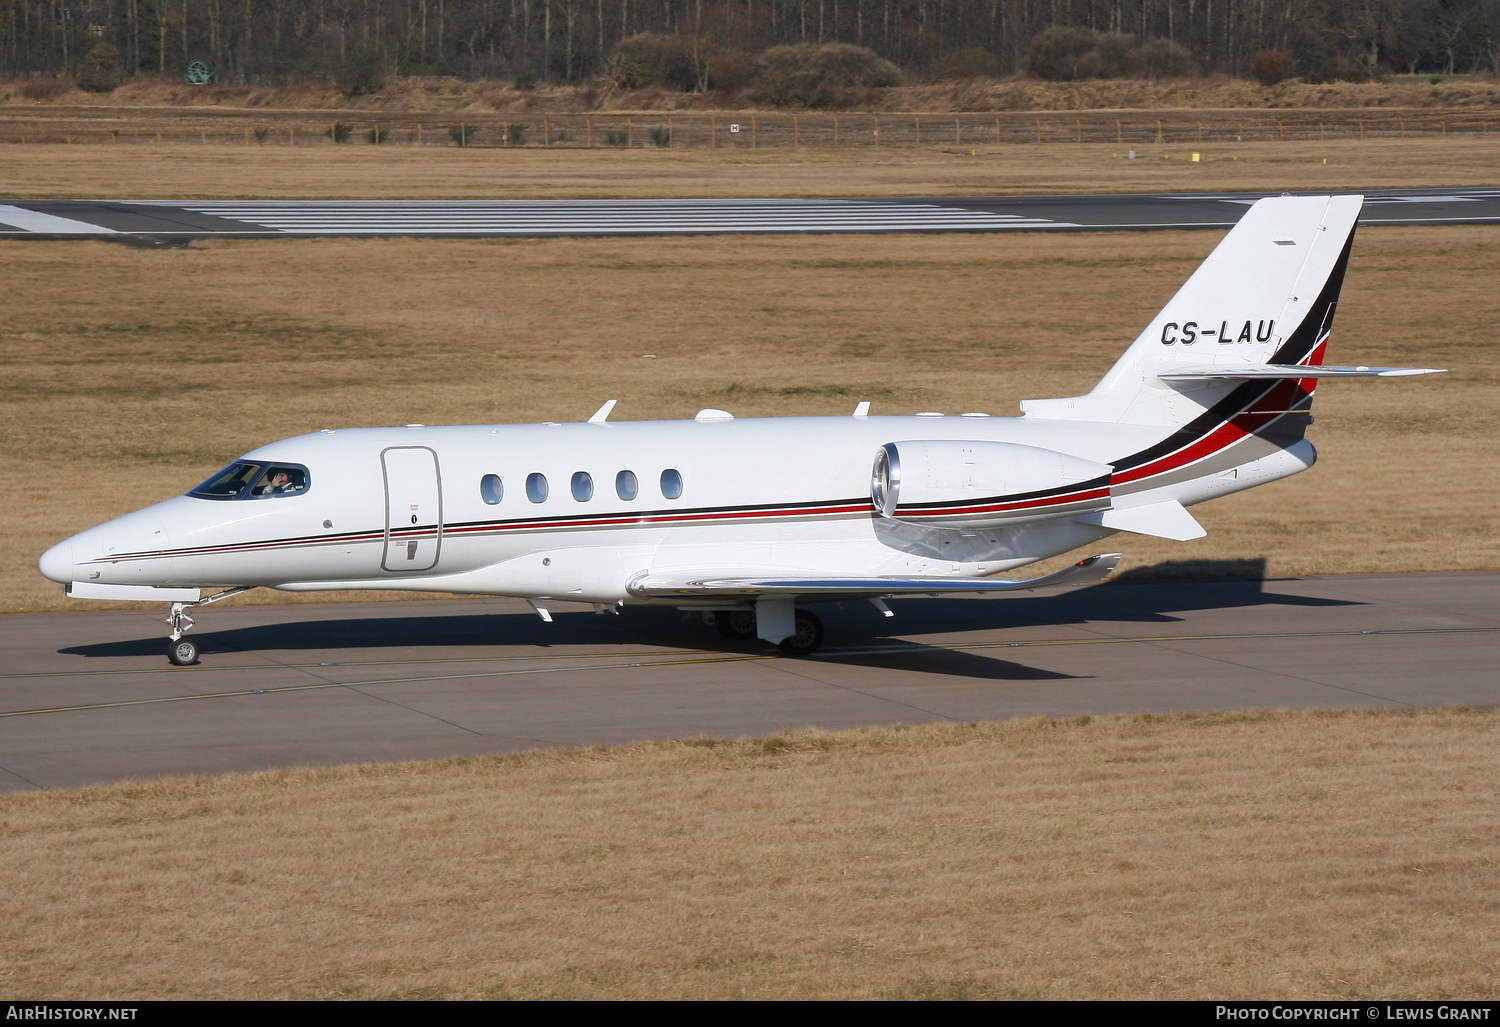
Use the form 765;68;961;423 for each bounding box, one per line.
544;119;550;145
628;118;633;147
1441;121;1447;136
1278;122;1285;141
955;117;960;144
1358;120;1364;138
995;119;1001;143
1156;120;1164;143
1400;121;1405;137
711;117;717;148
668;117;674;147
793;115;799;146
915;117;921;144
873;116;878;145
1076;119;1081;142
752;116;757;148
1116;120;1122;143
833;115;839;146
1035;119;1041;143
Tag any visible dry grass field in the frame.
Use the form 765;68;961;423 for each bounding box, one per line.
3;136;1500;199
9;71;1500;114
1;708;1496;999
4;223;1497;612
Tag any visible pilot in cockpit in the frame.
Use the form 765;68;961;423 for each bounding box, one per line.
255;468;306;496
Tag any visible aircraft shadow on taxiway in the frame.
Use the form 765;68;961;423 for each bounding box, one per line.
59;561;1363;682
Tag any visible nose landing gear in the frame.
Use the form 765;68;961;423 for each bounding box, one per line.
164;586;255;665
168;636;200;666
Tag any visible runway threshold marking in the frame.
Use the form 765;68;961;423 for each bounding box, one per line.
4;626;1494;720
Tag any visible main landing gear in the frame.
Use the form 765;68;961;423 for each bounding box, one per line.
711;607;825;656
165;587;255;666
713;610;757;640
777;608;824;656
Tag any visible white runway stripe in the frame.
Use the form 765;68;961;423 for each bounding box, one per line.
153;199;1073;234
0;204;117;234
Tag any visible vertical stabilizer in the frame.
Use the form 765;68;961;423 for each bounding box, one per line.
1021;194;1361;427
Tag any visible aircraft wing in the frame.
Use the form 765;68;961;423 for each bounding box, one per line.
1158;363;1445;381
627;554;1121;600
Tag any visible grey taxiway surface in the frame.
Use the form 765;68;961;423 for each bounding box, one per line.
2;571;1495;792
2;187;1499;240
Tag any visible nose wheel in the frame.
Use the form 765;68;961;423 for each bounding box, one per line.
168;637;200;666
162;587;255;665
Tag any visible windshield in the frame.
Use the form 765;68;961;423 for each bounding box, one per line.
189;461;310;500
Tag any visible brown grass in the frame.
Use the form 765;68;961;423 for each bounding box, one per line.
5;224;1497;612
9;72;1500;113
3;133;1500;199
1;708;1496;999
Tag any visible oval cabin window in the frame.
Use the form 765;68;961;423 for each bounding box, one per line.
660;468;683;500
571;471;593;502
480;474;503;505
526;473;549;503
616;470;638;501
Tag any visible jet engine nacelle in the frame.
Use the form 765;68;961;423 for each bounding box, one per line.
871;440;1113;527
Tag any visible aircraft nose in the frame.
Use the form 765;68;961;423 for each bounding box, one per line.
38;540;74;584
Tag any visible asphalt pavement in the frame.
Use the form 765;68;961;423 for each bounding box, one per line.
1;188;1497;240
2;571;1494;792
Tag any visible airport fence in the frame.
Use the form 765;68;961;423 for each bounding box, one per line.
3;111;1498;148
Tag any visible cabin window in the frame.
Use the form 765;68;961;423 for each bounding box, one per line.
660;468;683;500
616;470;638;501
189;461;310;501
480;474;504;505
571;471;593;502
526;473;549;503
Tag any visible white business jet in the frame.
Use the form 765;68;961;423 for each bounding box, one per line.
39;194;1442;665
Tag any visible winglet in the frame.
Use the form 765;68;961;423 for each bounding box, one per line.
588;399;617;424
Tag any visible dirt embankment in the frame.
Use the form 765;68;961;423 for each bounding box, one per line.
9;73;1500;114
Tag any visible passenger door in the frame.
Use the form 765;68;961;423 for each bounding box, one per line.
382;447;442;572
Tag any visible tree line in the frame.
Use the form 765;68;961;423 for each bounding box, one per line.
4;1;1500;92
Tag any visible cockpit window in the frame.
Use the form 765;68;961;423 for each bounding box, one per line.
251;465;309;497
189;461;310;500
190;462;262;499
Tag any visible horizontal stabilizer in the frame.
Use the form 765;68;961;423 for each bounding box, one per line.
1077;501;1206;541
68;581;202;602
627;554;1121;600
1157;364;1446;381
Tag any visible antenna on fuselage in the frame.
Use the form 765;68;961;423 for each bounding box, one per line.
588;399;618;424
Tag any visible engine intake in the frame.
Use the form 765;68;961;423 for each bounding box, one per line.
872;440;1112;527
